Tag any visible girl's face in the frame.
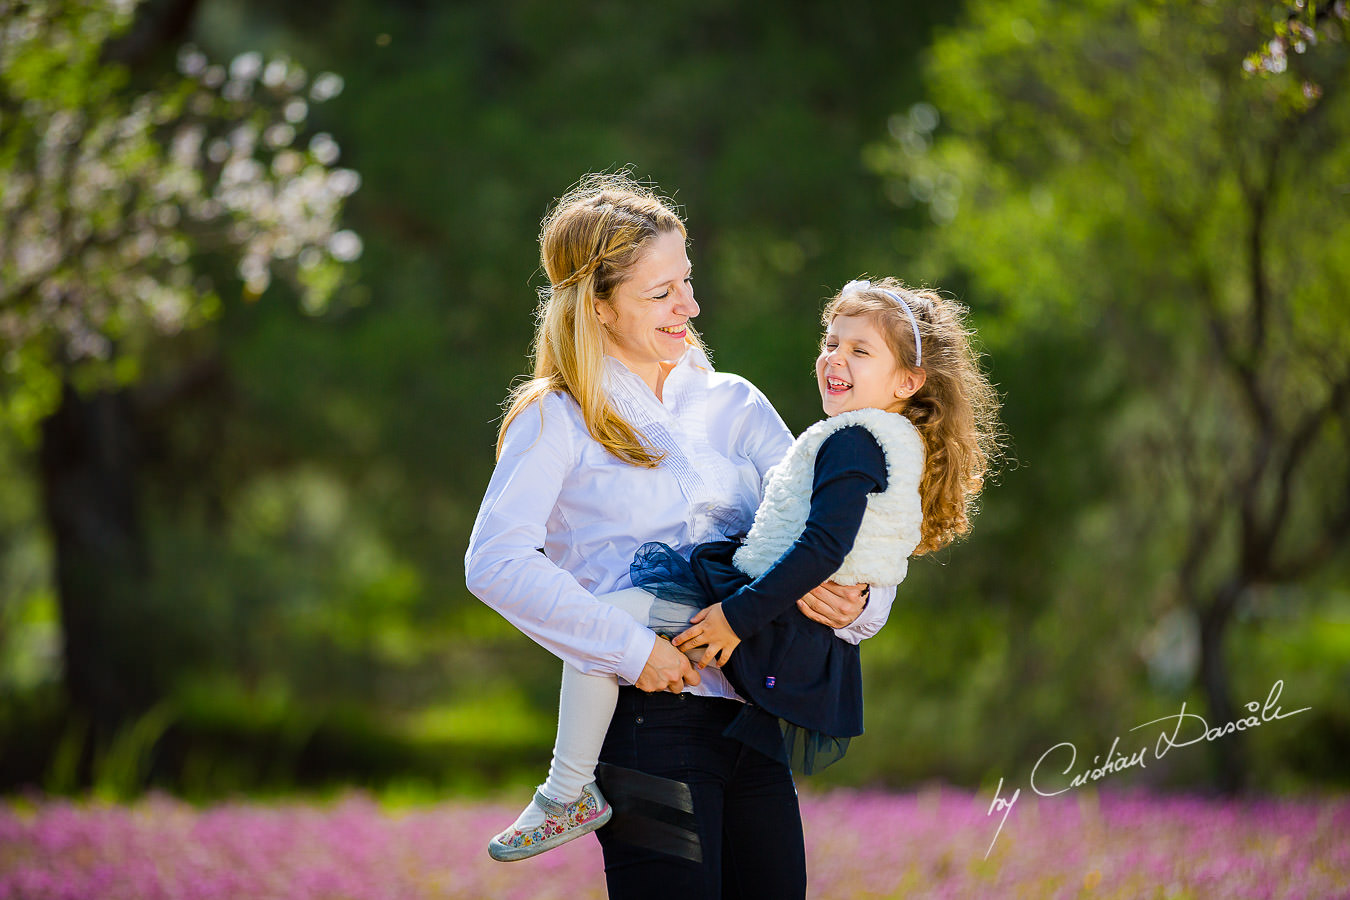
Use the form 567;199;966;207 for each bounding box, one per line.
817;314;915;416
596;229;698;384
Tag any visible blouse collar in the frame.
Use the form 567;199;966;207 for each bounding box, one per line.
602;346;713;408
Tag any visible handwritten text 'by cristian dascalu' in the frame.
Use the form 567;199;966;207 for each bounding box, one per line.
983;679;1310;859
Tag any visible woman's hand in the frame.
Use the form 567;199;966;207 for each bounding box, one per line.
636;636;701;693
673;603;742;668
797;581;869;628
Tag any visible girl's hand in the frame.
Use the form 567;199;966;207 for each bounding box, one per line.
673;603;741;668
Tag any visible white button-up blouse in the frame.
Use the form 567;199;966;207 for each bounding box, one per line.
464;348;896;700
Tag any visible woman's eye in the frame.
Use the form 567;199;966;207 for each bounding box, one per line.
653;291;669;300
855;349;868;356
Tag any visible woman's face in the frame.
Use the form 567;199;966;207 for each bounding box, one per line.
597;229;698;382
817;314;913;416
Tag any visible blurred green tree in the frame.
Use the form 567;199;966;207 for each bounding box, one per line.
870;0;1350;790
0;0;360;739
178;0;958;691
3;0;966;792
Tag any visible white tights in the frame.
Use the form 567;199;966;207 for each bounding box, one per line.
540;587;655;804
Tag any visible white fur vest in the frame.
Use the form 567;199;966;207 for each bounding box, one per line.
733;408;924;587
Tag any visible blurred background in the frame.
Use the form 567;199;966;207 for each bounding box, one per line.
2;0;1347;806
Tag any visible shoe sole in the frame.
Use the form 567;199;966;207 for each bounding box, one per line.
487;805;613;862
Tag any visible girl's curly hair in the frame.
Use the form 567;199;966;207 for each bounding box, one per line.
824;277;1004;555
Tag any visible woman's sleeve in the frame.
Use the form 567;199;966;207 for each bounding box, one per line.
832;584;895;644
464;396;656;683
736;379;794;482
721;425;888;639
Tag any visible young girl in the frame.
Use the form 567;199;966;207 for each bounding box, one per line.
488;277;1000;862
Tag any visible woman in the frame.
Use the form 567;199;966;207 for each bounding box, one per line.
464;172;894;898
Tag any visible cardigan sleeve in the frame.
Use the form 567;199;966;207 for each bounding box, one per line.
720;425;888;639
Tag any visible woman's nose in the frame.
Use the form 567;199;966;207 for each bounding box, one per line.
674;284;699;318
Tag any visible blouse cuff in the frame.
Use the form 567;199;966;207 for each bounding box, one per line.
834;583;896;644
616;626;658;686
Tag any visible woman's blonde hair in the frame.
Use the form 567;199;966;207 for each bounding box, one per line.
824;277;1003;555
498;172;706;466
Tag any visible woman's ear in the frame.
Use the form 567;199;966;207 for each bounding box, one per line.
594;300;612;327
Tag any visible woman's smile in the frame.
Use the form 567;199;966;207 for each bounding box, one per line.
598;229;699;394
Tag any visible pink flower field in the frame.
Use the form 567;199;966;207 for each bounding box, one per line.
1;787;1346;899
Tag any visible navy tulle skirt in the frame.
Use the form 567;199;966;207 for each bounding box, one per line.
630;541;852;775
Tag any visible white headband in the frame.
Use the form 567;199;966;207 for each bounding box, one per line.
841;279;923;366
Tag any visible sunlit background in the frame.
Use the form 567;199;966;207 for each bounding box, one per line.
2;0;1348;896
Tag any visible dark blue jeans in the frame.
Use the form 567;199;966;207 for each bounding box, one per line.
596;687;807;900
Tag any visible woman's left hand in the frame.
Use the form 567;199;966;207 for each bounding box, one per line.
797;581;869;628
674;602;742;668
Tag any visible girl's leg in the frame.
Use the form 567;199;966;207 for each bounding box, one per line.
489;662;619;860
489;589;658;860
539;588;654;801
599;585;656;621
538;661;620;802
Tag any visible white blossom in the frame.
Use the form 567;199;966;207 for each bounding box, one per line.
228;123;259;156
327;230;362;262
1;7;359;387
308;132;339;165
222;80;252;103
229;51;263;83
327;168;361;197
284;64;307;93
262;58;289;88
909;102;939;133
271;150;303;177
178;46;208;77
264;123;296;149
171;125;205;167
310;72;344;102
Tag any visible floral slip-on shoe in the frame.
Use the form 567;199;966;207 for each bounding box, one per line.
487;782;613;862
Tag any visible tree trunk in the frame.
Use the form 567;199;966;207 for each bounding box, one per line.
1197;584;1248;793
38;382;156;743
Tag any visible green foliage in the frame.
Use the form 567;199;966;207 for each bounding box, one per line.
0;0;360;438
3;0;1346;797
109;0;962;786
42;714;87;796
91;703;176;802
858;0;1350;787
